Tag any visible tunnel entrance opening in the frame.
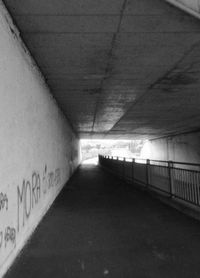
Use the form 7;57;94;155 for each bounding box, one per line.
80;139;146;165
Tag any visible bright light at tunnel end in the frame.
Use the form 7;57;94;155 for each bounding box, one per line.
80;139;148;165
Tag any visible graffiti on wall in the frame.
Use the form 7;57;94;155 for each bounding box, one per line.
0;165;61;269
4;227;16;248
0;227;16;250
17;171;41;232
17;165;61;232
0;193;8;212
42;165;61;196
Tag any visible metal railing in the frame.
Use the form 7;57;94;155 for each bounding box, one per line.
99;155;200;208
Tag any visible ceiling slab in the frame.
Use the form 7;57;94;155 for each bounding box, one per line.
3;0;200;139
14;15;120;33
5;0;124;15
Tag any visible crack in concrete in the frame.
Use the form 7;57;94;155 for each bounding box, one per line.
108;38;200;136
91;0;128;133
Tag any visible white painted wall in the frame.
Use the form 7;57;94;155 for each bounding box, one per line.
141;132;200;164
0;2;80;277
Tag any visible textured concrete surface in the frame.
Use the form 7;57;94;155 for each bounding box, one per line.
141;131;200;163
0;3;80;277
3;0;200;139
5;164;200;278
166;0;200;18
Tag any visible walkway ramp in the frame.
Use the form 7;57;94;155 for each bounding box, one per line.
5;165;200;278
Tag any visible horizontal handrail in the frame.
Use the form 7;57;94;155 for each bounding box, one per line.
100;155;200;168
98;155;200;209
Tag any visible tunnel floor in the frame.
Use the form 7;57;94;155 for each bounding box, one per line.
5;164;200;278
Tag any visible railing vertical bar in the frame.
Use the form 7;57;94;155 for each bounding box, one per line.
146;159;150;188
187;171;189;202
193;173;198;204
99;155;200;208
182;170;185;200
195;173;198;204
184;170;187;200
117;156;119;178
191;172;195;203
177;169;180;198
174;168;177;196
190;172;193;202
198;173;200;205
123;158;126;181
184;170;187;201
168;161;173;197
177;169;180;197
193;173;196;203
188;171;191;202
132;158;135;184
187;171;190;202
194;173;197;204
197;173;200;205
180;169;183;200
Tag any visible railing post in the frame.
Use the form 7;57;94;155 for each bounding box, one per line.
116;157;119;177
123;158;126;180
111;156;113;171
146;159;150;187
168;161;174;197
132;158;135;183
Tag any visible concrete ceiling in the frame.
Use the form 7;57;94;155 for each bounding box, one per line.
3;0;200;139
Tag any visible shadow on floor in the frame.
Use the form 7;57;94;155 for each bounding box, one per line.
5;164;200;278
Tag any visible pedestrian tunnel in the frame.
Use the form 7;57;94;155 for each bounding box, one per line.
1;0;200;276
5;159;200;278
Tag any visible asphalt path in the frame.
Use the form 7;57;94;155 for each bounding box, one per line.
6;164;200;278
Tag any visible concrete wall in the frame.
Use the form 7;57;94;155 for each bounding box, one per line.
0;2;80;277
166;0;200;18
141;132;200;164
